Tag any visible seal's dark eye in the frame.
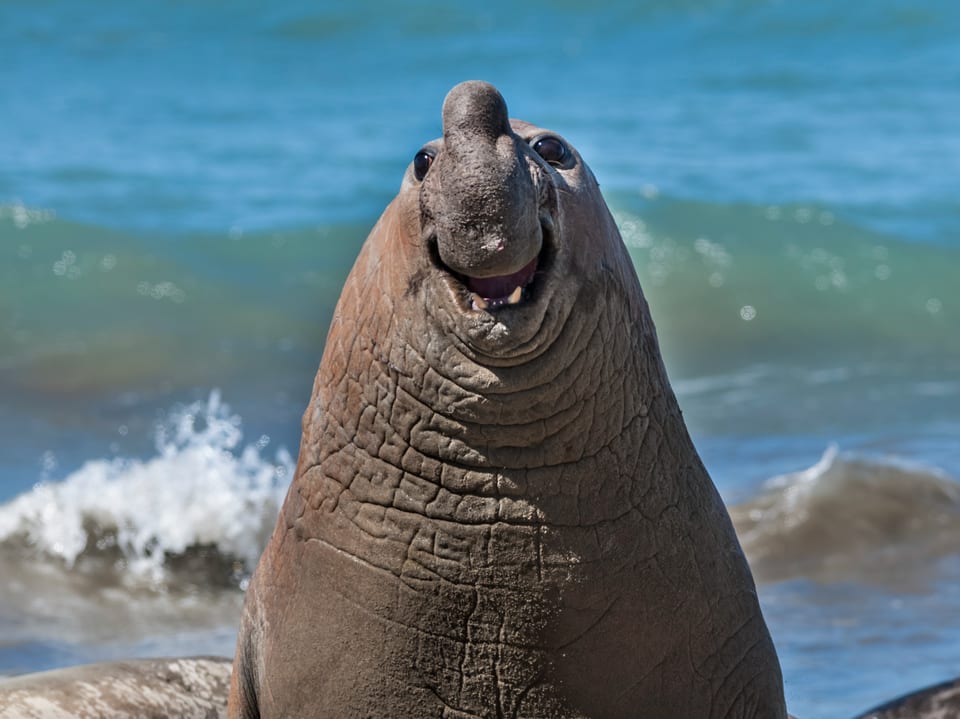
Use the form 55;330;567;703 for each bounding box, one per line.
413;150;434;181
532;136;568;167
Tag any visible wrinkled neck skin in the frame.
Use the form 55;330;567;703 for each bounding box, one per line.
298;120;670;547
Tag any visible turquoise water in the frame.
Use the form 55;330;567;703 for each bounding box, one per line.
1;2;959;717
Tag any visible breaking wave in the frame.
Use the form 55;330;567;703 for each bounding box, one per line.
731;445;960;587
0;391;292;590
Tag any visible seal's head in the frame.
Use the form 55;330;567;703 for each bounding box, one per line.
384;80;630;365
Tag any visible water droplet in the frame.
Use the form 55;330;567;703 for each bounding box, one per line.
40;450;58;475
617;214;652;248
640;184;659;199
739;305;757;321
3;202;54;229
926;298;943;314
53;250;78;276
13;205;29;229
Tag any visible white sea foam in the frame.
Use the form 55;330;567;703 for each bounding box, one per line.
0;391;293;586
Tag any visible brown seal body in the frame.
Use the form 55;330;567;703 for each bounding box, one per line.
852;677;960;719
229;81;787;718
0;656;231;719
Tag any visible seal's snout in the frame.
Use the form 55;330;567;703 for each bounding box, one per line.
426;81;547;313
442;81;511;142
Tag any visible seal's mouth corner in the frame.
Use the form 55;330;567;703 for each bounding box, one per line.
428;214;555;315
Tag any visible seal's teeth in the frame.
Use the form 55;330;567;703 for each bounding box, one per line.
470;287;523;311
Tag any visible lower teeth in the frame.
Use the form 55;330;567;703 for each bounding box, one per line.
471;286;525;311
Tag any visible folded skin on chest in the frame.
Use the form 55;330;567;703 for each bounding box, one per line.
228;81;788;719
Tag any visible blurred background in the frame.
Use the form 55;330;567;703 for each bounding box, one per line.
1;1;958;716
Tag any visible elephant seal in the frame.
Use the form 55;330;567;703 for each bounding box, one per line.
229;80;787;718
852;677;960;719
0;656;231;718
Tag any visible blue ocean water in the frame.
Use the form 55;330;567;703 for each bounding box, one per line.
1;2;958;717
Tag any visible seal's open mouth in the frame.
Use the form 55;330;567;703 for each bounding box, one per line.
429;215;555;314
464;256;538;311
